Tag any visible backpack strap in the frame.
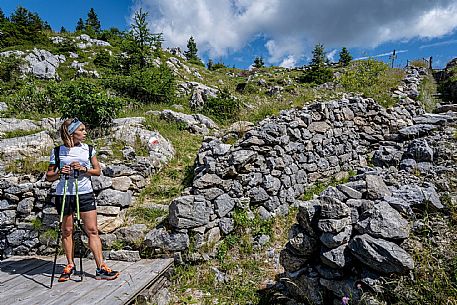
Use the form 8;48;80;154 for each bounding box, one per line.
88;145;93;166
54;145;61;170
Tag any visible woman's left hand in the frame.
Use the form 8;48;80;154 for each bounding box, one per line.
70;162;84;172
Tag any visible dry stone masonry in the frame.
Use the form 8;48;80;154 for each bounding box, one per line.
142;65;456;303
145;66;428;251
0;118;174;258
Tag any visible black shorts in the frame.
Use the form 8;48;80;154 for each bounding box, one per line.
55;192;96;216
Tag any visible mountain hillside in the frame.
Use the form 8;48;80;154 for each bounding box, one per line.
1;7;456;305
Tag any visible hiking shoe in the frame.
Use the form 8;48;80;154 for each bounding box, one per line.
95;263;119;280
58;263;75;282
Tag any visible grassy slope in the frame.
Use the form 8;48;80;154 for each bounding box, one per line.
4;31;453;304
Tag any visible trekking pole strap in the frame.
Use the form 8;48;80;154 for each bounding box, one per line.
59;175;69;223
74;169;80;220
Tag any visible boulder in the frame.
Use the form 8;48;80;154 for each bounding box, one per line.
349;234;414;274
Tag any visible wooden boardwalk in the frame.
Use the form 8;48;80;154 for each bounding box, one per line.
0;256;173;305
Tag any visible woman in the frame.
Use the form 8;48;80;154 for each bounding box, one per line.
46;118;119;282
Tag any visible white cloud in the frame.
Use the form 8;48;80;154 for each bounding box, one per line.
279;55;297;68
420;39;457;49
326;49;338;63
355;50;408;61
133;0;457;65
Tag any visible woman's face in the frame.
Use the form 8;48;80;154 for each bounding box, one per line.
71;124;87;144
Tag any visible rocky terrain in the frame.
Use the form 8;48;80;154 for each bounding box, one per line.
1;25;456;303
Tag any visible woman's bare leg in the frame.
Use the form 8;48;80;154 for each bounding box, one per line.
80;210;103;268
61;214;74;265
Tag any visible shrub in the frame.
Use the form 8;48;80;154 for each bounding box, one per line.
93;49;111;67
339;59;404;107
105;65;175;104
54;78;124;128
202;88;241;122
3;80;58;116
0;56;23;83
438;66;457;103
299;65;334;85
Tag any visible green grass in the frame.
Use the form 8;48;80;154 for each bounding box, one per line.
125;206;168;229
4;155;50;175
418;72;440;112
382;213;457;304
170;209;298;305
339;59;405;107
136;115;203;205
1;128;44;139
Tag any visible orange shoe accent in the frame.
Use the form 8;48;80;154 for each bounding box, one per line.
58;263;75;282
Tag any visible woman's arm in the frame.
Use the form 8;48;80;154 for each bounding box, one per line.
87;155;101;176
45;164;59;181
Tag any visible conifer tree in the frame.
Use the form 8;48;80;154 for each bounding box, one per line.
310;43;328;67
43;21;52;31
60;26;67;33
0;8;6;22
76;18;84;31
207;59;214;70
86;8;101;32
7;7;46;45
338;47;352;66
121;8;163;70
300;43;333;85
184;36;198;61
253;56;264;68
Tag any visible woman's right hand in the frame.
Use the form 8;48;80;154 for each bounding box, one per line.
60;164;71;175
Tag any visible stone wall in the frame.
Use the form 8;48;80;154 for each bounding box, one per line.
0;119;174;258
144;66;434;252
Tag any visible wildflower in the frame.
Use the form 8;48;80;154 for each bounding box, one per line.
342;296;350;305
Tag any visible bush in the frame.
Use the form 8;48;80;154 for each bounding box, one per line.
104;65;175;104
202;88;241;122
339;59;404;107
3;80;58;116
93;49;111;67
299;65;333;85
54;78;123;128
0;56;23;83
438;66;457;103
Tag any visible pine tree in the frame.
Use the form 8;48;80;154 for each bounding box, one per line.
76;18;84;31
121;8;164;70
310;43;328;67
300;43;333;85
0;8;6;22
60;26;67;33
338;47;353;66
253;56;264;68
8;7;46;45
184;36;199;61
207;59;214;70
43;21;52;31
86;8;101;32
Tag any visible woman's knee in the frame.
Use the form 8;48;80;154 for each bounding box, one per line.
85;225;99;237
61;226;73;237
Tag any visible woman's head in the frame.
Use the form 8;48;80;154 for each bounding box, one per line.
60;118;87;147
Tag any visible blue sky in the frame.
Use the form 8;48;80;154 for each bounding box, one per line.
1;0;457;69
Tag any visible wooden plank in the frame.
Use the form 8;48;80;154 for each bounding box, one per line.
0;256;67;304
96;258;173;305
0;256;173;305
5;259;125;305
0;257;50;284
44;260;134;305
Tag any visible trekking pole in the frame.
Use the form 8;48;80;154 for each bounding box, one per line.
74;168;85;281
50;173;69;288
